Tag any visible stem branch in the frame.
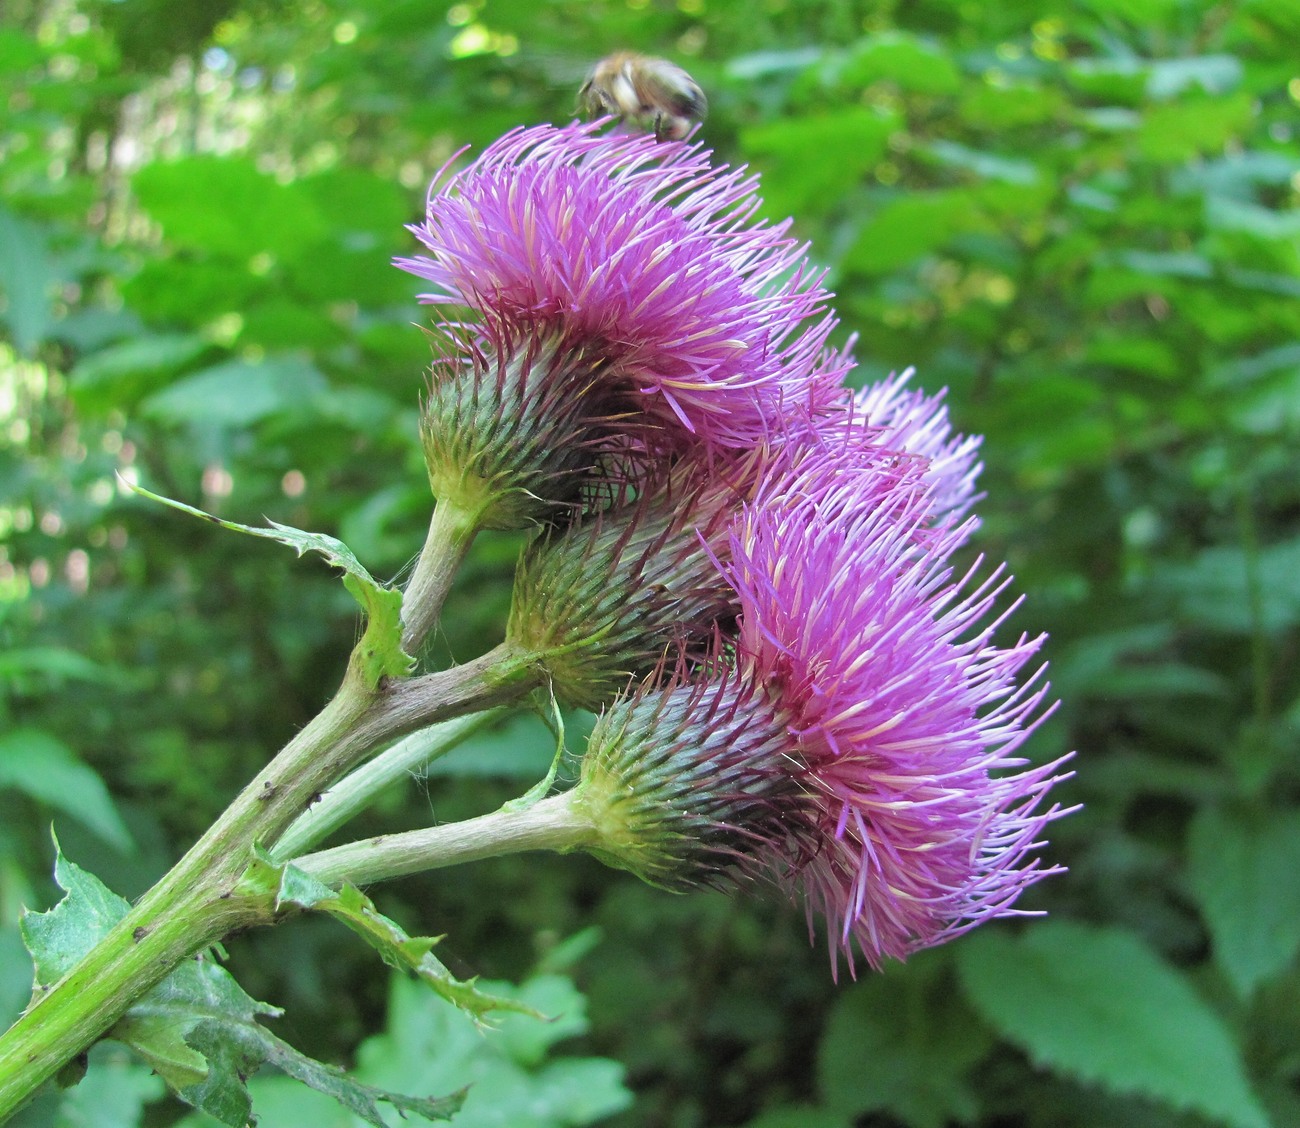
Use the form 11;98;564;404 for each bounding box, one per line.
294;791;598;887
271;708;507;861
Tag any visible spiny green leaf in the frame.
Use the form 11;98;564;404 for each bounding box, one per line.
125;481;413;684
120;943;460;1126
271;860;539;1021
20;844;131;986
23;849;456;1126
114;1009;209;1091
957;921;1270;1128
1187;807;1300;998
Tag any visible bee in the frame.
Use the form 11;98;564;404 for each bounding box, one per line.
578;51;707;141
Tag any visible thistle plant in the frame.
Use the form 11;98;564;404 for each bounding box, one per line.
0;116;1072;1125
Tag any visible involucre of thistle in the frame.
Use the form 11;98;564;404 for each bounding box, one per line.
397;121;847;474
506;464;742;711
572;670;806;889
419;323;612;529
572;456;1073;971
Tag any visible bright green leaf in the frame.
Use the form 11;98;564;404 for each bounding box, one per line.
1078;0;1183;23
957;921;1270;1128
0;27;45;74
0;730;133;850
120;255;262;324
133;156;329;259
741;108;895;216
846;191;981;274
139;356;328;428
840;32;960;95
958;82;1064;128
1137;94;1255;162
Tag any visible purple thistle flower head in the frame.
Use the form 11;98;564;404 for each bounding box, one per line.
397;121;845;455
726;456;1071;969
574;452;1073;972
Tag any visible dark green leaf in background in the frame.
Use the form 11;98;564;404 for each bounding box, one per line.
1186;807;1300;999
140;356;329;428
817;951;991;1128
0;207;56;355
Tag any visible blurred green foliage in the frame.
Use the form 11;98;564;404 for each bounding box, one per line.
2;0;1298;1125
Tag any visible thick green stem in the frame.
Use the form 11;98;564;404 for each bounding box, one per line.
271;708;507;861
0;672;374;1120
0;882;273;1121
401;498;483;656
294;791;599;887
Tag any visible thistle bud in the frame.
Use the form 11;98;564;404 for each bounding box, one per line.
572;672;805;889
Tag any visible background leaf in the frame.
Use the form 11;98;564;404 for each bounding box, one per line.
956;922;1270;1128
